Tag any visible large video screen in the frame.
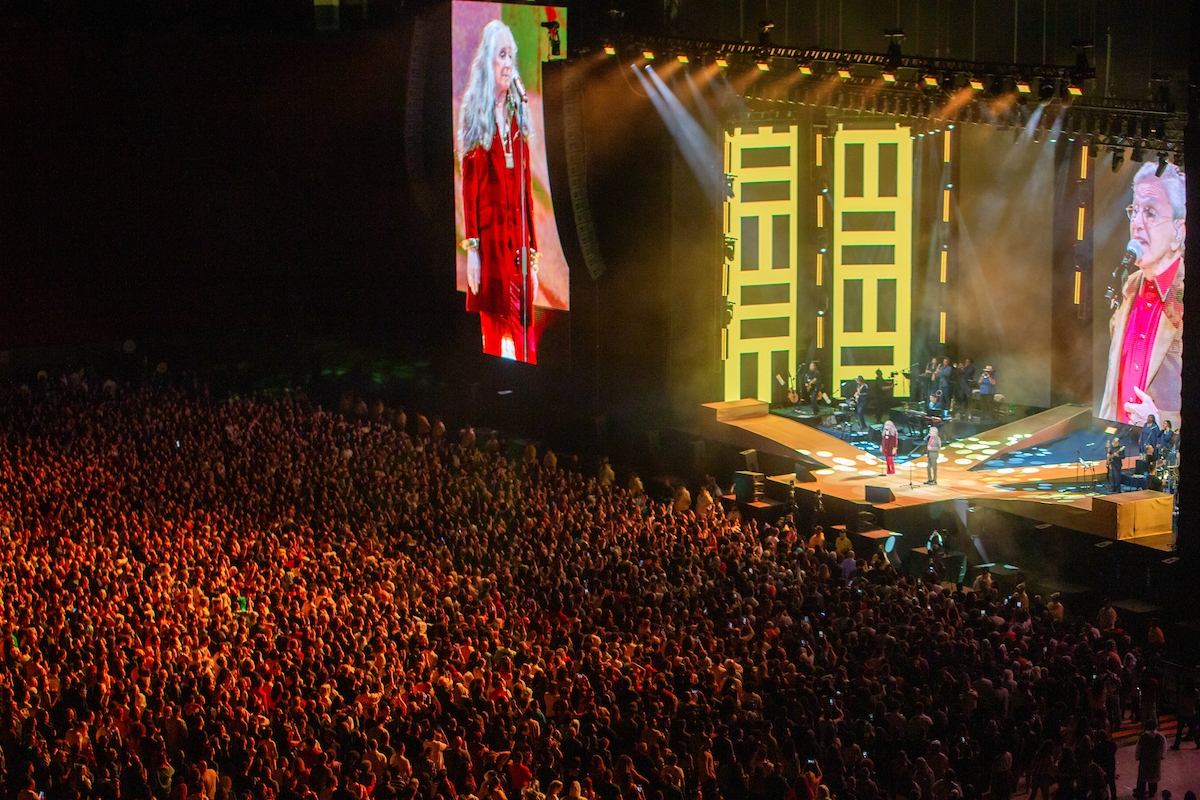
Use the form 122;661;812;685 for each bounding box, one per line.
1093;153;1186;428
452;1;569;365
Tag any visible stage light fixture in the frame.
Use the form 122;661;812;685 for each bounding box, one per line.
1016;80;1032;94
724;174;736;199
1156;153;1168;177
1111;148;1124;171
677;53;690;65
798;60;813;75
1130;147;1144;163
715;55;729;68
884;28;905;66
1067;84;1083;97
882;71;897;83
837;65;852;80
923;75;939;87
759;20;776;46
723;236;737;259
969;78;984;91
642;49;655;61
757;57;771;72
603;44;616;56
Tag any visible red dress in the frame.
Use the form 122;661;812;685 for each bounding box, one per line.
461;111;538;360
882;430;898;474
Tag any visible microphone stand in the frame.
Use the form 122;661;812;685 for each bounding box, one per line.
906;443;925;489
515;88;532;361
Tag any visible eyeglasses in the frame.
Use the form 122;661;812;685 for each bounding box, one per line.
1126;204;1171;225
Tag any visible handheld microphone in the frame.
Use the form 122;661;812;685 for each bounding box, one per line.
1107;240;1143;311
1120;240;1142;272
512;74;528;103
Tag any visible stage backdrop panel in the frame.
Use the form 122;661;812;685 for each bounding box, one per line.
956;125;1055;409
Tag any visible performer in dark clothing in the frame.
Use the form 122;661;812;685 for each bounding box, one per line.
854;375;869;432
935;358;953;411
803;362;822;415
958;359;976;417
1108;437;1126;493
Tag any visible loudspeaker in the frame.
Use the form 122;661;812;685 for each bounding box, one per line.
740;449;760;473
733;471;765;503
865;485;895;504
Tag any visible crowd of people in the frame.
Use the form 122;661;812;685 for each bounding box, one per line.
0;380;1193;800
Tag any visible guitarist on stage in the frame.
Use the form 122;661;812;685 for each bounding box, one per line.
1107;437;1126;494
802;362;822;416
854;375;870;432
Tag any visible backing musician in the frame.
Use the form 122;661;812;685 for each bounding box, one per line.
802;361;822;415
1144;444;1162;491
853;375;869;432
922;357;938;408
1107;437;1126;494
978;366;997;420
957;358;976;418
935;358;953;411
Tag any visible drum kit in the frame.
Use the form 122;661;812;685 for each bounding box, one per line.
1157;451;1179;494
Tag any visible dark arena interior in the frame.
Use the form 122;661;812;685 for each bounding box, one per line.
1;1;1199;799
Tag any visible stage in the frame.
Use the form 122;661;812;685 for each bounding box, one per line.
700;399;1174;549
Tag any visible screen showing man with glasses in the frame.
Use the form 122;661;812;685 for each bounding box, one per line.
1099;162;1186;427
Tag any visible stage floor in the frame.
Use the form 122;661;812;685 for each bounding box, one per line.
701;400;1174;546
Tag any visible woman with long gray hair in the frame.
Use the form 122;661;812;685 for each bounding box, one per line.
458;19;539;362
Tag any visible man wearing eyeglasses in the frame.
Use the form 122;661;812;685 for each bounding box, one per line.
1100;162;1186;428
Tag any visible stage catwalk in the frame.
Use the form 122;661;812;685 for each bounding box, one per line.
701;400;1174;547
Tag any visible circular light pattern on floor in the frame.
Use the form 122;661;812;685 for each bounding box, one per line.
955;458;973;465
816;450;833;458
834;465;856;472
815;468;836;475
937;455;949;463
966;444;988;450
995;468;1016;474
966;437;979;442
797;449;811;456
1021;467;1040;473
859;469;879;476
833;457;857;466
956;449;973;455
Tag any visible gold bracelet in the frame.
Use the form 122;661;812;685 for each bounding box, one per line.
461;237;480;251
530;249;541;267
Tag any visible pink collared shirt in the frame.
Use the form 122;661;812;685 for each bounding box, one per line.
1116;258;1181;423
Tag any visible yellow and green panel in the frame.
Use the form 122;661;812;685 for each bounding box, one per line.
722;125;800;402
831;124;913;396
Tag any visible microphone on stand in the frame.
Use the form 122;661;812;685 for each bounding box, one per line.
512;75;528;103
